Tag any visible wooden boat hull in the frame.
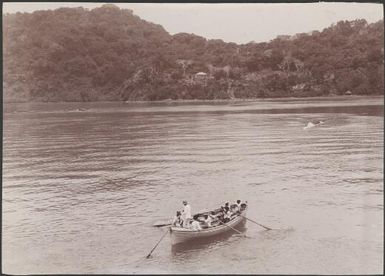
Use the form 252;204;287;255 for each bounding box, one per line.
170;210;247;245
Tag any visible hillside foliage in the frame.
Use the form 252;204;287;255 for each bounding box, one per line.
3;4;384;102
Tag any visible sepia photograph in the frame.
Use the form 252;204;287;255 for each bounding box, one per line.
2;1;384;274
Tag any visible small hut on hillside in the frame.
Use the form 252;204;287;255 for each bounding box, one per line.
194;72;208;85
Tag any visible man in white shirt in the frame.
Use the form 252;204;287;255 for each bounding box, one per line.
182;200;192;228
190;219;202;231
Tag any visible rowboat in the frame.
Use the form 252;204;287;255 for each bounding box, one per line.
170;203;247;245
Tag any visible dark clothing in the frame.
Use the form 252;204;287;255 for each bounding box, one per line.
222;217;230;223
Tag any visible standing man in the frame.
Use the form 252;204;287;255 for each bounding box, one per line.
181;200;192;228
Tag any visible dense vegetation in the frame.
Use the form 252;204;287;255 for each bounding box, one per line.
3;4;384;102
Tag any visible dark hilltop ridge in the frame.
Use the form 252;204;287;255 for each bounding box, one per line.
3;4;384;102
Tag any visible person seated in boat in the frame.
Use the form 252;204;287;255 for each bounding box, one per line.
172;211;183;227
236;199;242;209
216;211;225;224
240;201;247;211
222;207;232;223
220;205;229;215
230;204;238;214
219;207;225;217
219;202;228;213
232;200;242;214
221;203;229;212
221;201;230;210
190;218;202;231
208;211;221;226
181;200;192;228
203;214;214;228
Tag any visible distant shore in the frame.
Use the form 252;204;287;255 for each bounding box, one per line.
122;95;384;103
4;95;384;105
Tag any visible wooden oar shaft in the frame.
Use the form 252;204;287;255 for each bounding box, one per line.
153;222;172;227
240;215;272;230
220;221;243;235
146;228;170;258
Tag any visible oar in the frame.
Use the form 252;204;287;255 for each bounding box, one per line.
153;222;172;228
220;221;245;236
240;215;272;230
146;228;170;258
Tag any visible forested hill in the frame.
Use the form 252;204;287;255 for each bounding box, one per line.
3;4;384;102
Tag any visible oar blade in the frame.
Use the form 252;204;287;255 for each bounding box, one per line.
153;221;172;227
145;228;170;259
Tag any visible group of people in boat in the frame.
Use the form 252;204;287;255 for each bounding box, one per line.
172;200;246;230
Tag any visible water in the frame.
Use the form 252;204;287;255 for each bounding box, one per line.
2;96;383;274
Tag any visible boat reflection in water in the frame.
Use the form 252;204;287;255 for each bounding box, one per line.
171;221;247;255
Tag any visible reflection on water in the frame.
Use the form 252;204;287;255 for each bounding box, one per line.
2;96;383;274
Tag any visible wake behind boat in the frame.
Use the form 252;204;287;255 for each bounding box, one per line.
170;202;248;245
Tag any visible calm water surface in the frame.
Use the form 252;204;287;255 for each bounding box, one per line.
2;96;383;274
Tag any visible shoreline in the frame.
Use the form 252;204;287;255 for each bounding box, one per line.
123;95;384;104
4;95;384;105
